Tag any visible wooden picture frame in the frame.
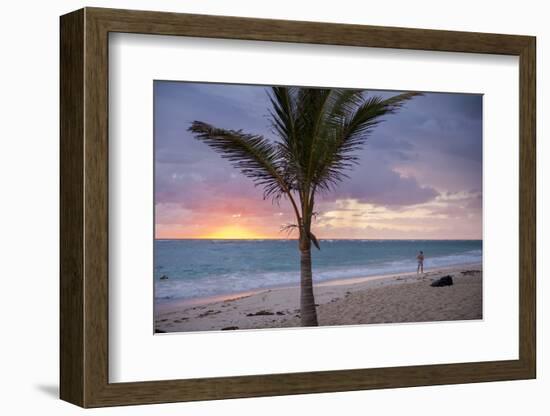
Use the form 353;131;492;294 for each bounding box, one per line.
60;7;536;408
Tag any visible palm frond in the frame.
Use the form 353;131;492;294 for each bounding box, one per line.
312;92;422;193
268;87;303;189
188;121;288;201
309;231;321;250
280;223;299;236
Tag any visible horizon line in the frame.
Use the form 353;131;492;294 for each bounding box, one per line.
154;237;482;241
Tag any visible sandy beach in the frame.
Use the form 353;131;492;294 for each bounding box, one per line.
155;263;482;333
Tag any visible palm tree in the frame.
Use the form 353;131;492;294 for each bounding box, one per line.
189;87;420;326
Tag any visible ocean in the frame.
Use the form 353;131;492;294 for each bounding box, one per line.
154;239;482;304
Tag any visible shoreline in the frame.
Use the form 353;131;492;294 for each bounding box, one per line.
155;262;482;333
155;262;482;313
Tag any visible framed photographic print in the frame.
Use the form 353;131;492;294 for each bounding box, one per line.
60;7;536;408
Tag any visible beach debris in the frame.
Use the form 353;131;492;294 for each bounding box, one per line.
197;309;221;318
430;275;454;287
159;274;169;280
246;310;274;316
221;326;239;330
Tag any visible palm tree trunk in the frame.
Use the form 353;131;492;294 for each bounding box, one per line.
299;238;318;326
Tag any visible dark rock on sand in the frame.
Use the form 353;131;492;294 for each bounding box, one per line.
221;326;239;330
431;275;454;287
276;311;285;315
246;310;274;316
154;329;166;333
159;275;169;280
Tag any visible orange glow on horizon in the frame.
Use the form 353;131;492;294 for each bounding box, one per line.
202;225;268;240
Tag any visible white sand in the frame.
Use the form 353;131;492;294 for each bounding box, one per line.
155;263;482;333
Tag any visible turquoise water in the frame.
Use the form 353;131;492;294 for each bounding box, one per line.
154;239;482;303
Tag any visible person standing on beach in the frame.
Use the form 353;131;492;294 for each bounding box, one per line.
417;251;425;274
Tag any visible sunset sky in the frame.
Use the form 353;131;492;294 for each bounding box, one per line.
154;81;482;240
